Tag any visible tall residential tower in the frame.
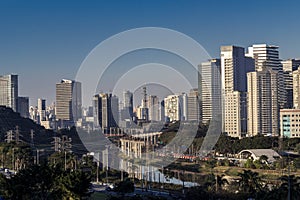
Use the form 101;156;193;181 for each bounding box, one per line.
221;46;255;137
0;74;18;112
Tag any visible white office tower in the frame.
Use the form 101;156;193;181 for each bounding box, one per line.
38;98;46;122
221;46;255;138
199;59;221;124
247;67;279;137
246;44;281;71
0;74;18;112
164;94;183;122
187;89;201;121
246;44;286;108
281;59;300;108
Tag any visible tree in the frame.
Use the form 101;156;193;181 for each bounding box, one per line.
0;174;10;198
114;178;134;196
278;175;300;200
54;170;91;199
0;164;91;199
215;174;229;192
238;170;262;195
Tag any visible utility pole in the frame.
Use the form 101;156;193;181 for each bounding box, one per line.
288;141;291;200
64;151;67;171
15;126;20;144
106;147;109;184
36;149;39;165
12;148;15;171
30;129;35;148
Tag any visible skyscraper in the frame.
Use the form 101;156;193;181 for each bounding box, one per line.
120;90;133;121
101;93;119;133
246;44;281;71
247;67;279;136
187;89;200;121
281;59;300;108
55;79;82;123
221;46;255;137
94;93;119;133
0;74;18;112
93;94;102;128
199;59;221;124
38;98;46;122
17;96;29;118
148;95;159;121
246;44;286;108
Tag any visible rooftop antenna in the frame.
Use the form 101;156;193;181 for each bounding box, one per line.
142;86;147;108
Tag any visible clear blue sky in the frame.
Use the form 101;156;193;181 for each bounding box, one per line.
0;0;299;105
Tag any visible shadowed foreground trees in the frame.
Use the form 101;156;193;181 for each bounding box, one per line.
0;164;91;199
185;169;300;200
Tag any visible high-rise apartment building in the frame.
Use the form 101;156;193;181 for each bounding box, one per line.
0;74;18;112
164;94;182;122
247;67;279;136
55;79;82;123
246;44;286;108
293;66;300;109
199;59;221;124
221;46;255;137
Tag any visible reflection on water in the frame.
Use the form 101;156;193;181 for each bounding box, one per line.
120;159;198;187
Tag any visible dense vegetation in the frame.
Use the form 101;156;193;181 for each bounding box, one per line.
0;164;91;199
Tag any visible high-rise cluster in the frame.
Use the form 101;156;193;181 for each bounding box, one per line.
199;44;300;138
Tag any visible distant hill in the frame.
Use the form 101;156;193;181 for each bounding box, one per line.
0;106;87;156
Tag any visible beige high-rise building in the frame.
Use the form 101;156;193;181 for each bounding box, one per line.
246;44;286;109
293;66;300;109
56;79;82;122
221;46;255;138
247;67;279;137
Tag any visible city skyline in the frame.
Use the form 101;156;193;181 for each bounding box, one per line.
1;1;300;104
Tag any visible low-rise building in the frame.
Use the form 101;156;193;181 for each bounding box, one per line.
280;109;300;138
